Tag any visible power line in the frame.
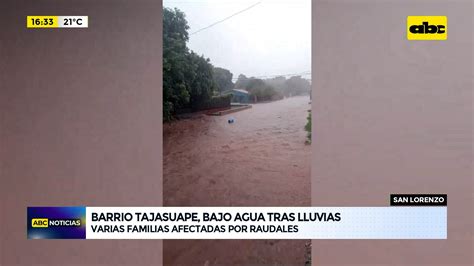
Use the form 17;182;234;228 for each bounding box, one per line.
190;1;261;35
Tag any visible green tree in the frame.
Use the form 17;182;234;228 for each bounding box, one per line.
234;74;249;89
213;67;234;93
163;8;190;120
246;78;282;102
163;7;217;120
188;52;217;109
285;76;311;96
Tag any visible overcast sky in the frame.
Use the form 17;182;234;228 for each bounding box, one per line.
163;0;311;80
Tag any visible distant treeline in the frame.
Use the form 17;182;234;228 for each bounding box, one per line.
213;72;311;102
163;7;311;120
233;74;311;102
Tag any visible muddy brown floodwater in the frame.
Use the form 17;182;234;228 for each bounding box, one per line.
163;96;311;265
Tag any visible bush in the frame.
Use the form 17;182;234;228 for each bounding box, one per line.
305;112;311;142
193;94;231;111
163;101;174;122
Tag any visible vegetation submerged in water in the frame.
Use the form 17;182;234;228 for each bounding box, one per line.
305;111;311;143
305;242;312;266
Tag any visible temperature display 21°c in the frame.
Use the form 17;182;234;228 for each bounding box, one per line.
27;16;88;28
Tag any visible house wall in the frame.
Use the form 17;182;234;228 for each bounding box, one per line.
0;1;163;265
312;0;472;265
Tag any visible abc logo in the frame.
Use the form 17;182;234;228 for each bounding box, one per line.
32;218;49;228
407;16;447;40
410;22;445;34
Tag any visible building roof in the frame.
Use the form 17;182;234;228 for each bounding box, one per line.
232;89;250;94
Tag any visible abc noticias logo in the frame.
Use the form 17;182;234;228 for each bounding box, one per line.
28;207;86;239
31;218;81;228
407;16;447;40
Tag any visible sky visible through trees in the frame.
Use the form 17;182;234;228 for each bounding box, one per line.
163;0;311;80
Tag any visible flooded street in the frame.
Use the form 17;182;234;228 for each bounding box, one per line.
163;96;311;265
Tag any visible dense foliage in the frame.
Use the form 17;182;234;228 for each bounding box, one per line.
194;94;232;110
163;8;217;121
265;76;287;93
234;74;310;102
246;78;283;102
213;67;234;92
305;112;312;142
285;76;311;96
234;74;250;89
265;76;311;97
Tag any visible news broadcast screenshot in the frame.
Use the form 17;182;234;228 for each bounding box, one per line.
1;0;472;265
